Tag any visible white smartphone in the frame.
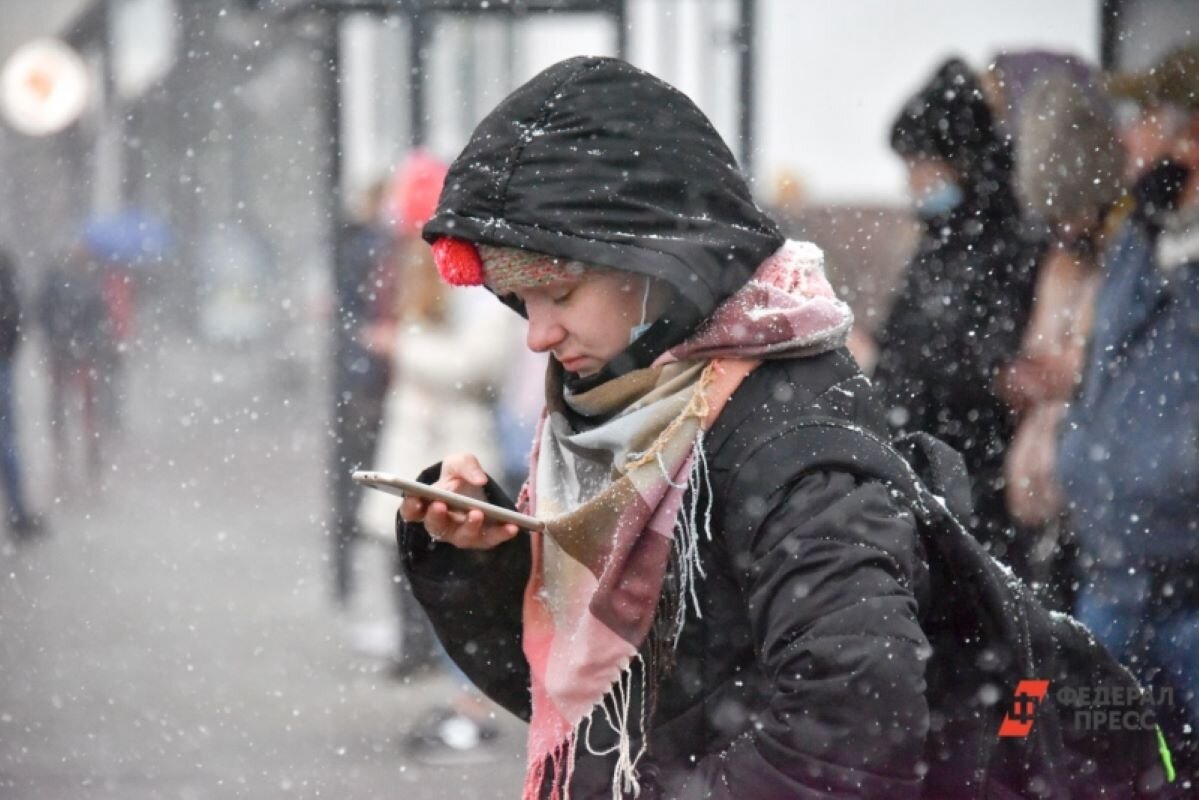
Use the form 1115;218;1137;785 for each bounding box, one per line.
352;470;545;532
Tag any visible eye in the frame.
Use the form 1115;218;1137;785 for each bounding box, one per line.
551;287;574;305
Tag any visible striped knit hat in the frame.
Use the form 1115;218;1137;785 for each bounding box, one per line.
431;237;586;294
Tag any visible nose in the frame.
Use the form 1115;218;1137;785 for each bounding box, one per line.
525;307;566;354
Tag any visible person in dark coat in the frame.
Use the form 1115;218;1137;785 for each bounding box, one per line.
382;56;1176;800
38;248;115;488
0;247;41;538
388;56;930;799
327;181;394;608
872;58;1042;563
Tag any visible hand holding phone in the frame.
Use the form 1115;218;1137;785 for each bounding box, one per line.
356;453;532;550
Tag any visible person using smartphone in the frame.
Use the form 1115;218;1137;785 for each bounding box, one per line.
393;56;935;800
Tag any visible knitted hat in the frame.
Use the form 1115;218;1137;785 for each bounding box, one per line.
1016;70;1124;222
387;151;448;237
432;237;586;293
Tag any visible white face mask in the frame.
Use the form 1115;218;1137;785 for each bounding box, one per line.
628;276;653;344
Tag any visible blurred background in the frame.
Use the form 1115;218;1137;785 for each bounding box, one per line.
0;1;1196;798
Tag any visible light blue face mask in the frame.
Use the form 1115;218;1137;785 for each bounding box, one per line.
628;276;653;344
915;181;963;218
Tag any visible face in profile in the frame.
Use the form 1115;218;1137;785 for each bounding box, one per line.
509;266;657;378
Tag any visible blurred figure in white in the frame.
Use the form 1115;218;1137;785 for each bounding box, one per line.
327;179;396;610
356;227;520;764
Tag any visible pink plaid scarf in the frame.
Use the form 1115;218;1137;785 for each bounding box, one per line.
517;240;852;799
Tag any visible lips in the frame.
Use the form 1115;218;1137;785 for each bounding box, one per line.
558;355;588;373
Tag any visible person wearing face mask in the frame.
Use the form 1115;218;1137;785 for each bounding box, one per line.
870;57;1043;564
1056;43;1199;779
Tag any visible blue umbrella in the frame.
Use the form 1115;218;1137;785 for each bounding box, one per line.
82;210;174;265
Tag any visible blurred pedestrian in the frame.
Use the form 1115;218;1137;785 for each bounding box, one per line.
1057;42;1199;769
1001;66;1125;610
95;258;135;438
327;179;395;609
38;248;115;490
872;57;1042;561
357;237;518;759
354;152;523;763
0;247;43;539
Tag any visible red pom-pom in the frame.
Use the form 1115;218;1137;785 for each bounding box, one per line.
432;237;485;286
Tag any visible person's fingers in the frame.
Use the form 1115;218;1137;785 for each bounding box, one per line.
461;510;485;541
424;501;453;538
457;520;519;550
415;492;526;550
442;453;489;487
399;496;428;523
484;523;522;547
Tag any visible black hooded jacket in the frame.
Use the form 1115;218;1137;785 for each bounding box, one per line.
408;57;931;797
873;58;1041;548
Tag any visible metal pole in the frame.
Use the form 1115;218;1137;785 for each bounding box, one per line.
408;9;430;147
323;11;344;248
737;0;755;178
93;0;123;216
614;0;628;60
1100;0;1125;70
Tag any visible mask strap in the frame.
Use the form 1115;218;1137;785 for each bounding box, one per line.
628;276;654;344
639;276;652;326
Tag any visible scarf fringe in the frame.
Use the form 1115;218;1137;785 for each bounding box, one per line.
524;654;648;800
669;428;715;646
523;723;579;800
585;652;648;799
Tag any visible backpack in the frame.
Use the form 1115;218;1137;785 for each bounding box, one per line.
780;415;1177;799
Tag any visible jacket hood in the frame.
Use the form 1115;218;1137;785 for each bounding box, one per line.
891;58;1013;190
423;56;784;373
